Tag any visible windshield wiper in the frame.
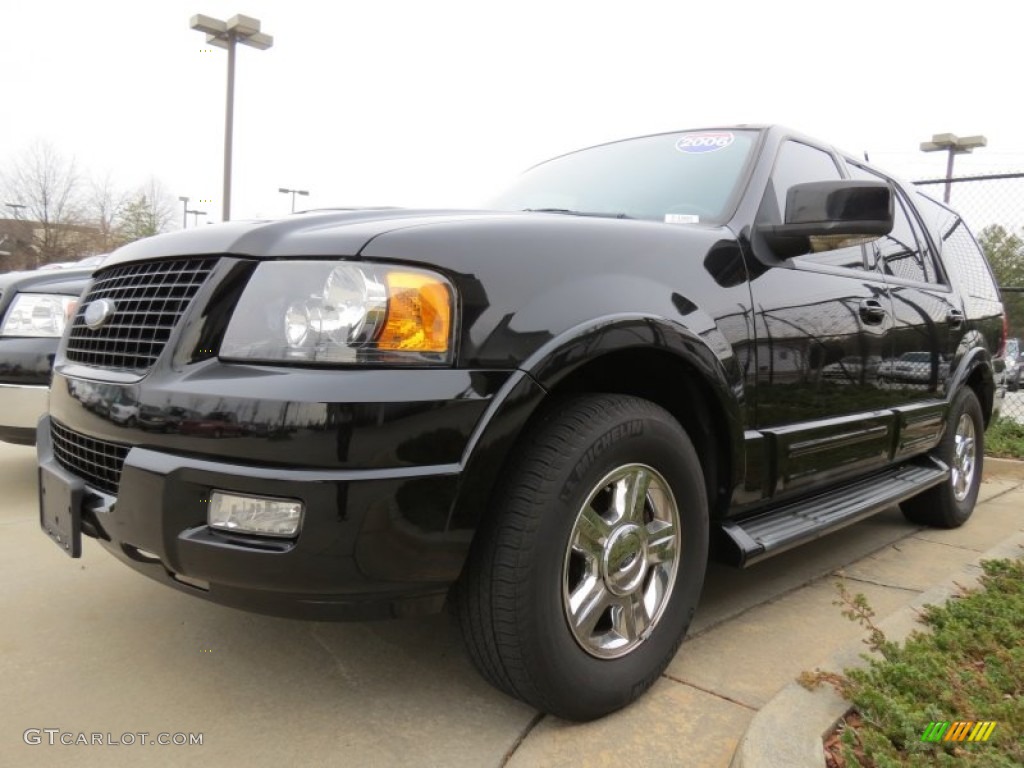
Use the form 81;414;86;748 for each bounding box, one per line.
523;208;633;219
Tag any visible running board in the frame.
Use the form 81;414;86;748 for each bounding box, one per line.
721;459;949;567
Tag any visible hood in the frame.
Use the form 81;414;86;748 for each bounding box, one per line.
103;209;510;267
100;208;728;272
0;266;93;297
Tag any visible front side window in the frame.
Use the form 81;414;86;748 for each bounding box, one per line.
847;163;941;285
489;129;759;224
765;141;843;219
765;141;868;270
878;196;934;283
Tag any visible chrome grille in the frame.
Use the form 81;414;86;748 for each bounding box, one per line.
50;420;129;496
66;258;218;372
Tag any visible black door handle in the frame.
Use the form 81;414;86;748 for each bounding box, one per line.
859;299;887;324
947;309;965;330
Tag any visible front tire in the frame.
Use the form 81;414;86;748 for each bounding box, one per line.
902;387;984;528
453;394;709;721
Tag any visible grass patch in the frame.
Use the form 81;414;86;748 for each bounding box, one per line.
986;417;1024;460
803;558;1024;767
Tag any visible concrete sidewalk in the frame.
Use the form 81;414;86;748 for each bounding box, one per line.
1;440;1021;767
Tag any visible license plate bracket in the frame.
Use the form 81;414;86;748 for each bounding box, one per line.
39;463;84;558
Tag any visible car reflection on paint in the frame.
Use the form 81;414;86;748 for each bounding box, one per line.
67;379;107;415
136;404;168;431
820;355;882;384
137;405;196;433
877;351;951;385
108;402;139;426
179;410;246;438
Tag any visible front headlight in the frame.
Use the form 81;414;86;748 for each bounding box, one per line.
0;293;78;337
220;261;455;365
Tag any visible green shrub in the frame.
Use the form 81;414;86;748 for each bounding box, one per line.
986;417;1024;460
808;559;1024;767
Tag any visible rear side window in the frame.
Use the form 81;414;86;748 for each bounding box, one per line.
914;193;1000;302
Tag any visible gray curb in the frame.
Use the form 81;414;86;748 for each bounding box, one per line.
729;527;1024;768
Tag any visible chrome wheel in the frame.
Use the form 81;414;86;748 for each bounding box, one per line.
562;463;681;659
951;413;976;502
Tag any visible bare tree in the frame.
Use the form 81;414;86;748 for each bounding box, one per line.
1;140;85;266
118;177;176;244
88;173;129;254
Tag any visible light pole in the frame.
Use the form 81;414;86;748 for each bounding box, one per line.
278;187;309;213
5;202;26;219
186;209;208;227
178;196;190;229
190;14;273;222
920;133;987;203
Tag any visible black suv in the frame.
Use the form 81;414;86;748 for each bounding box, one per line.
38;126;1004;720
0;265;92;445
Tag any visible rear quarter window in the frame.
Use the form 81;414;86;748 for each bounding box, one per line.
913;192;1001;305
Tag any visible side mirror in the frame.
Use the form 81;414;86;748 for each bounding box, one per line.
760;180;894;258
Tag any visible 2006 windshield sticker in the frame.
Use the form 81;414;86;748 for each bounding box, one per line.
676;132;735;154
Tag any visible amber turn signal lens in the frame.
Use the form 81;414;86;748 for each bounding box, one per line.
377;271;452;352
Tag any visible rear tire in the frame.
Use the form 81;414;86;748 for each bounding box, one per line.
452;394;708;721
902;387;984;528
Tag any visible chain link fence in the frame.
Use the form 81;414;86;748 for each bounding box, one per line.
915;173;1024;435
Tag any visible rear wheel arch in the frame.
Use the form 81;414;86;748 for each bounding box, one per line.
950;346;995;427
965;363;994;427
903;386;984;528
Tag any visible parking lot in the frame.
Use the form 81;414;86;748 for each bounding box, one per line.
3;440;1023;767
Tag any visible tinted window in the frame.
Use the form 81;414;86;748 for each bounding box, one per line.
901;198;941;284
768;142;868;270
915;193;1000;301
767;141;842;219
490;130;758;223
847;162;941;285
878;196;932;283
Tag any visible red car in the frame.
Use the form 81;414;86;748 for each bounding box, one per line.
178;411;246;438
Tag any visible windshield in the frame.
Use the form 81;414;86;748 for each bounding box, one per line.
489;129;759;223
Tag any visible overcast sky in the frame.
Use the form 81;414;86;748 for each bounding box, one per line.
3;0;1022;225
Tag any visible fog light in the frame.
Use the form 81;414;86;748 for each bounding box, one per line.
209;491;304;538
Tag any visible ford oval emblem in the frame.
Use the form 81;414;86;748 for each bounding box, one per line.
84;299;116;330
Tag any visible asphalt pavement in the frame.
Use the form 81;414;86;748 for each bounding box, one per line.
2;439;1021;767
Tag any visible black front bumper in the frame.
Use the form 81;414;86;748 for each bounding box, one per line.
39;364;523;620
